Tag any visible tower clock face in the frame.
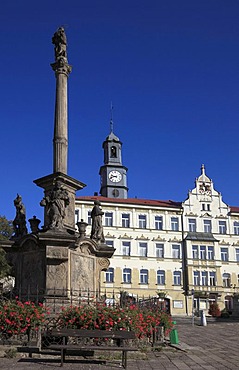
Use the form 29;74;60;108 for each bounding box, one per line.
108;170;122;183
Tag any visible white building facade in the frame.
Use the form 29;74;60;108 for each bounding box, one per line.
75;165;239;316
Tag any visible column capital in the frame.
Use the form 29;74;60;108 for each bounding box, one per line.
51;59;72;77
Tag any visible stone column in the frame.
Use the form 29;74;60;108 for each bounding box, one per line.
51;27;72;174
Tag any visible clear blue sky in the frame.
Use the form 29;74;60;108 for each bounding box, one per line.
1;0;239;224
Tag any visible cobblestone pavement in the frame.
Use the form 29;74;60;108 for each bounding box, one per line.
1;317;239;369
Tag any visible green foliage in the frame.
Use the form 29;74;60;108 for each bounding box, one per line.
220;308;230;318
0;216;13;241
0;216;13;279
0;248;11;279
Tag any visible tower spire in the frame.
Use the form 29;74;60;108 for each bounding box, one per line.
110;102;114;133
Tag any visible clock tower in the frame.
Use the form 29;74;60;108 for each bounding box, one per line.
99;124;128;199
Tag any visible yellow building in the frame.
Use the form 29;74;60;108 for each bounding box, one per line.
75;129;239;315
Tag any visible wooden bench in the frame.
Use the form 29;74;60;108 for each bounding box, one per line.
44;328;138;368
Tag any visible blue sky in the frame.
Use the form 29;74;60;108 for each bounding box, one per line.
1;0;239;224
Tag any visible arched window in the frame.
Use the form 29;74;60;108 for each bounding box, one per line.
110;146;117;158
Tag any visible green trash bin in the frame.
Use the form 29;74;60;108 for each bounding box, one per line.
170;321;179;344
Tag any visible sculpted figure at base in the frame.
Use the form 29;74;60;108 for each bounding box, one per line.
90;200;105;243
40;181;70;230
13;194;27;237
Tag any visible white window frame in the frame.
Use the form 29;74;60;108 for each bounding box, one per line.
192;245;198;259
204;219;212;233
138;215;147;229
201;271;208;286
156;243;164;258
123;268;131;283
140;269;148;284
173;271;181;285
209;271;216;286
236;248;239;262
194;271;200;286
105;268;114;283
171;217;179;231
139;242;148;257
219;221;227;234
157;270;165;285
222;273;230;287
221;247;229;262
189;218;196;232
208;246;214;260
122;241;131;256
155;216;163;230
172;244;180;259
105;212;113;227
122;214;130;228
234;221;239;235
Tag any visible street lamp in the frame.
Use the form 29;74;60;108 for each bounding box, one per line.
191;289;195;326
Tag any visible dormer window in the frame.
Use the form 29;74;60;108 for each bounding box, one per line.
110;146;117;158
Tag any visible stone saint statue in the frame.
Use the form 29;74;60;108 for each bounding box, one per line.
13;194;27;237
40;181;70;230
90;200;105;243
52;27;67;61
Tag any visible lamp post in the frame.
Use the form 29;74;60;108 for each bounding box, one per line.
192;288;195;326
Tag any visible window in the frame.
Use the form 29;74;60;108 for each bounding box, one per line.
192;245;199;259
209;272;216;286
173;271;181;285
221;248;228;262
88;211;92;225
156;243;164;258
106;240;114;248
155;216;163;230
157;270;165;285
75;210;79;223
236;248;239;262
201;271;208;286
122;241;131;256
200;246;206;260
171;217;179;231
140;269;148;284
110;146;117;158
219;221;227;234
193;271;200;285
204;220;212;233
139;242;147;257
172;244;180;259
138;215;147;228
202;203;210;211
123;268;131;283
234;221;239;235
208;246;214;260
105;212;113;227
105;268;114;283
122;214;130;228
189;218;196;232
222;273;230;287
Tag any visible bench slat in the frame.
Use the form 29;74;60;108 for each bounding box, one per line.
48;344;138;351
48;329;136;340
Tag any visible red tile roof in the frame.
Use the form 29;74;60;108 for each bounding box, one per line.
76;196;239;213
76;196;182;208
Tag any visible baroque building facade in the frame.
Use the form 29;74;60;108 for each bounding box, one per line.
75;129;239;315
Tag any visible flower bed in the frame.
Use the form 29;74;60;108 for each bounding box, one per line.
0;299;173;342
57;304;173;338
0;299;46;339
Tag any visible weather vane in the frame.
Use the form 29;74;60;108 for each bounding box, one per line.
110;102;114;133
